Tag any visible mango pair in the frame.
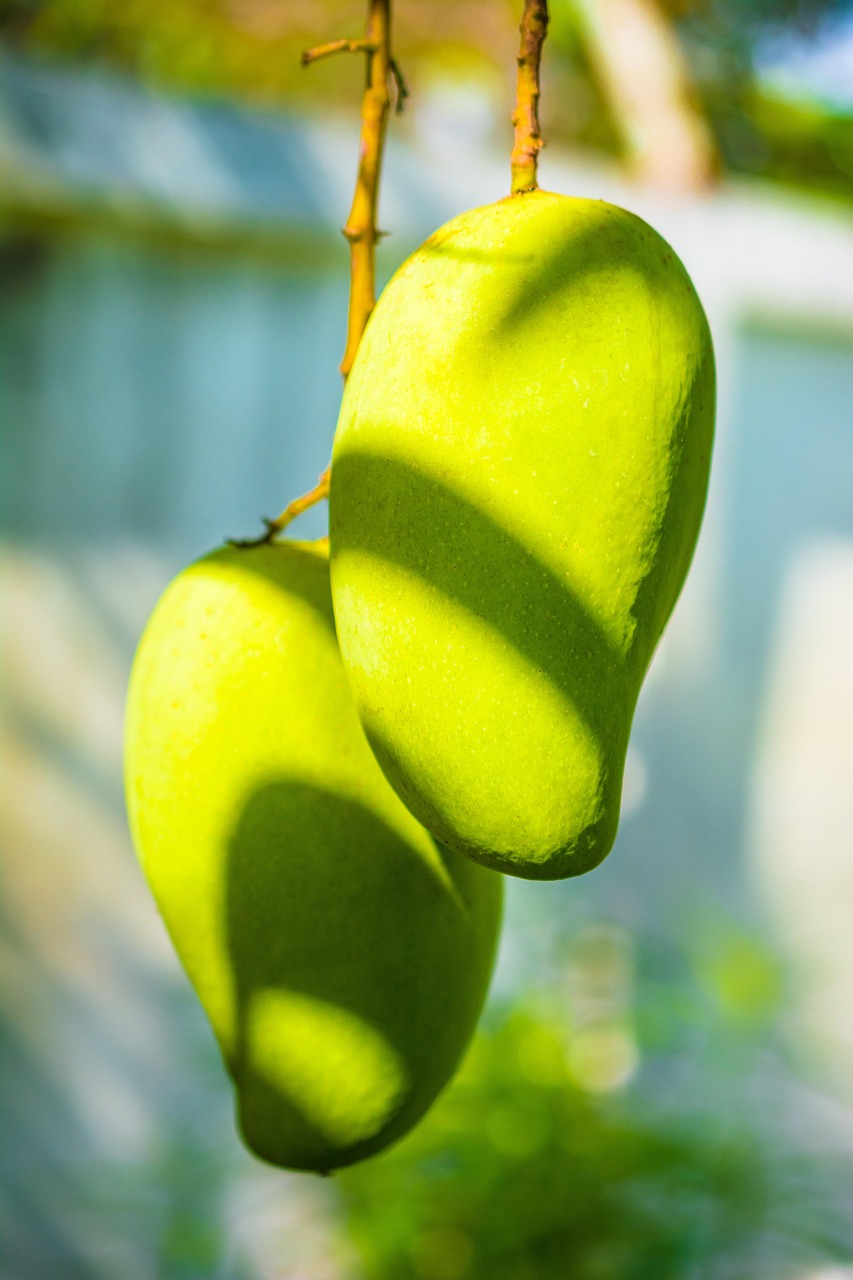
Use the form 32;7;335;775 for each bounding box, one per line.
125;190;714;1173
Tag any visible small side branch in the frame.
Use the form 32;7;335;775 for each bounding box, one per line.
510;0;549;194
301;38;375;66
228;468;330;548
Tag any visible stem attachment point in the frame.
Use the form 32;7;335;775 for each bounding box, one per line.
228;468;331;548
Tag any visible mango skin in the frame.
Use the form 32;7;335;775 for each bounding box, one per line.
124;541;502;1172
329;190;715;880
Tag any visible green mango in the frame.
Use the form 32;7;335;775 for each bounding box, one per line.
124;541;502;1172
329;191;715;880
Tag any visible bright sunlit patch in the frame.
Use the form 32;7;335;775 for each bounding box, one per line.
517;1024;568;1088
248;988;406;1145
798;1270;853;1280
568;1024;639;1094
756;12;853;112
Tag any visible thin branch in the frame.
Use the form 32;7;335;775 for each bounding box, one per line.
234;0;395;548
340;0;392;378
301;38;375;66
510;0;549;194
228;471;330;548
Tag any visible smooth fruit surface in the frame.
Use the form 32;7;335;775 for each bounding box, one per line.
330;190;715;880
124;541;502;1172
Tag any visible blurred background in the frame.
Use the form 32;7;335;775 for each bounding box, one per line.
1;1;851;1277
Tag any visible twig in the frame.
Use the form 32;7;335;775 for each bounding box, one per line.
390;58;409;113
340;0;392;378
510;0;549;194
228;472;331;548
233;0;395;548
301;38;375;66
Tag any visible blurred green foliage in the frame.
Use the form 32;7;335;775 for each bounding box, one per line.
709;88;853;200
338;925;851;1280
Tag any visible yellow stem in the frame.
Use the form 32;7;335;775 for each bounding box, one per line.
510;0;549;195
340;0;392;379
301;38;376;66
233;0;395;549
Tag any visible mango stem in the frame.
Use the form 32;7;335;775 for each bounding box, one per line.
234;0;397;548
340;0;393;379
510;0;549;195
227;470;331;549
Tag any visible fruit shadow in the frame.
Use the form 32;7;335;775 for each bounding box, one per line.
223;779;485;1161
332;450;631;765
418;200;674;339
215;540;336;633
496;208;684;338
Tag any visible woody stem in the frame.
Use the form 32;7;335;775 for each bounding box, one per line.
510;0;549;195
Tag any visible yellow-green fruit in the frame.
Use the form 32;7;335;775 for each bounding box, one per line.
124;541;502;1172
330;191;715;880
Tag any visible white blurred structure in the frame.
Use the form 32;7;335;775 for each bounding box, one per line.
749;541;853;1099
